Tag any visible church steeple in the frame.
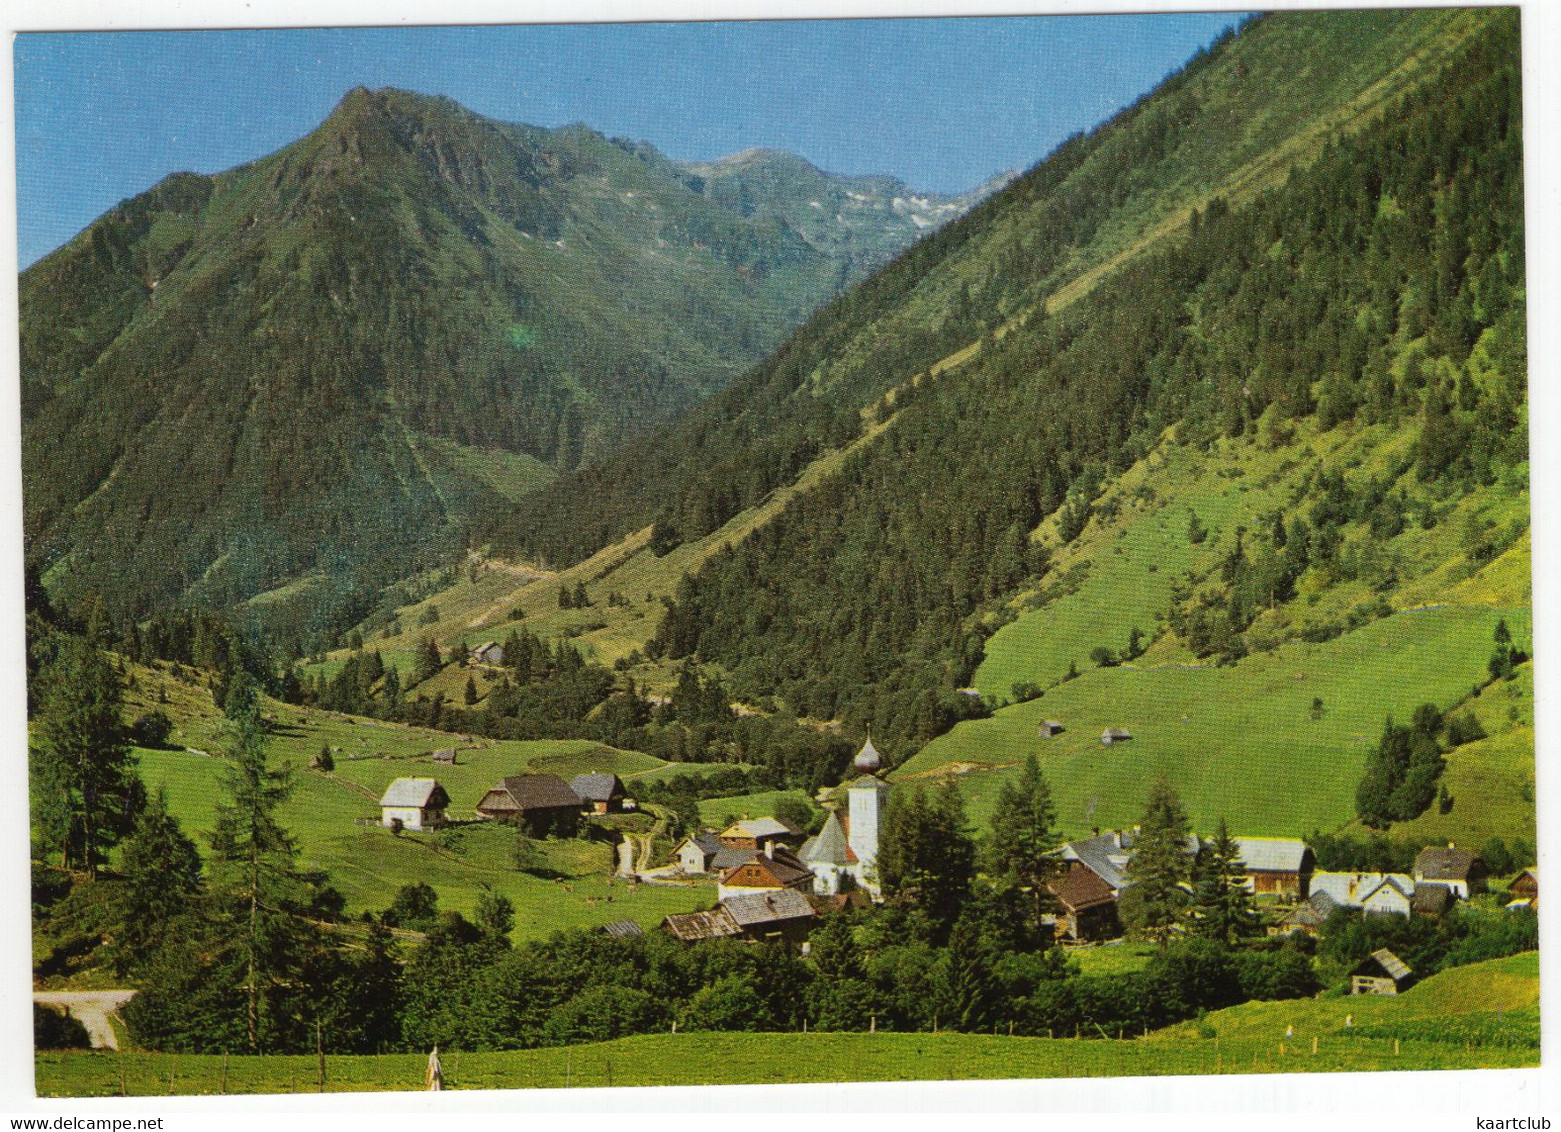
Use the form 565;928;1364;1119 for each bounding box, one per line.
854;732;882;774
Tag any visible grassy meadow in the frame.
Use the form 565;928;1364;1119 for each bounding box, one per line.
36;952;1538;1096
899;606;1530;841
120;671;715;935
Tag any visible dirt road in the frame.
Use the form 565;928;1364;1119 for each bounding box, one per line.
33;990;136;1050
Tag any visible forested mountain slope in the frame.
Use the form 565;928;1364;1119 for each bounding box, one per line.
20;88;978;623
647;10;1525;751
488;8;1501;568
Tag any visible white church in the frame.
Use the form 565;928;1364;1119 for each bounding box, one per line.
801;735;890;897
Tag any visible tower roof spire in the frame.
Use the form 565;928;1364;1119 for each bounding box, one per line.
854;732;882;774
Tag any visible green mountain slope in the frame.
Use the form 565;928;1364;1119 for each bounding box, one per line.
488;8;1501;569
20;87;982;622
648;10;1525;756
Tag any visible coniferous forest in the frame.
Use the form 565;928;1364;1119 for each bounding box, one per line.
21;7;1538;1093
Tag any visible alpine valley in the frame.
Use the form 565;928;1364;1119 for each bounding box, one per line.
26;7;1536;1095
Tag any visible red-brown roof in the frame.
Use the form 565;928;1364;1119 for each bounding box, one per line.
1049;863;1117;912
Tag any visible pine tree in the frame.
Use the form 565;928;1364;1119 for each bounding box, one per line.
1190;818;1257;946
207;681;302;1053
32;636;140;875
1118;777;1193;947
115;787;202;970
986;754;1057;925
877;783;975;934
464;674;479;707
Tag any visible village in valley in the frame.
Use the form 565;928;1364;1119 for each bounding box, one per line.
20;5;1537;1100
369;717;1536;999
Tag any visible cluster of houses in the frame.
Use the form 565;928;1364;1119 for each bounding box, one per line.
371;734;1536;985
375;769;630;833
1047;828;1533;952
657;738;890;943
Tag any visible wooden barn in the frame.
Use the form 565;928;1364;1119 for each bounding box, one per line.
378;778;451;831
1048;862;1119;941
570;772;626;814
1037;720;1065;739
1233;837;1314;897
1507;868;1538;910
1100;728;1133;746
1350;948;1414;995
475;774;582;835
662;908;743;943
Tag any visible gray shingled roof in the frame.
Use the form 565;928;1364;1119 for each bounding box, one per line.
1233;837;1312;873
601;919;644;938
1415;845;1483;881
724;817;798;839
722;887;815;927
710;846;755;872
662;908;742;942
570;772;624;803
379;778;448;809
1058;829;1200;892
801;810;853;866
1356;948;1412;982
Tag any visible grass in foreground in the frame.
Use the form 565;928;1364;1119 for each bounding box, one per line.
35;952;1537;1096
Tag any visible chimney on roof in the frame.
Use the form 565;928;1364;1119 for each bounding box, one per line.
765;840;774;859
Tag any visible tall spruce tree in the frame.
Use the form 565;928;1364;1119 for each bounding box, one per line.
986;754;1058;926
1190;818;1258;946
877;782;975;935
207;671;304;1052
1118;777;1193;947
115;786;203;971
32;636;140;875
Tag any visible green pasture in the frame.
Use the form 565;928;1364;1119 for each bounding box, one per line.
696;790;814;829
900;604;1531;840
36;952;1537;1096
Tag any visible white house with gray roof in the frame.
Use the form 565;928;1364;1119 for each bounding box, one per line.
379;778;451;831
1308;871;1417;917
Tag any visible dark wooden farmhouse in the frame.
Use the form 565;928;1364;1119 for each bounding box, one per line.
1350;948;1414;995
1049;862;1119;941
1413;844;1488;898
717;844;813;899
570;772;627;814
475;774;583;835
723;888;816;944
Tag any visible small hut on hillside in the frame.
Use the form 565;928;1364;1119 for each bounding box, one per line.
1350;949;1414;995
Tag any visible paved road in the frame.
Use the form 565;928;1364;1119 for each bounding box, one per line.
33;990;136;1050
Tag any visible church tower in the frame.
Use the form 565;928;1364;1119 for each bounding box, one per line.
847;735;890;872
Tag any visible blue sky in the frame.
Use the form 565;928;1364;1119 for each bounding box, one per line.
14;13;1243;267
